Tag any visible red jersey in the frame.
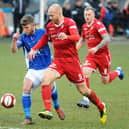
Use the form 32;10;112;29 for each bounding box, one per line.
47;17;79;59
81;18;109;55
33;17;80;61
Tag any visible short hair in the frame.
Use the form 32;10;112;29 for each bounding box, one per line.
84;6;94;12
20;15;34;26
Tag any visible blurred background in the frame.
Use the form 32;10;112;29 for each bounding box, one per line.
0;0;129;38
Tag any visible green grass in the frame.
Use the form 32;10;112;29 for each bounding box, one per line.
0;38;129;129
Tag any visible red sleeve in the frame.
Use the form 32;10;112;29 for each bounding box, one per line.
32;32;49;51
96;21;107;35
67;19;80;42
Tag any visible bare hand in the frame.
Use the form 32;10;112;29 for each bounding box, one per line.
28;49;36;61
13;32;20;40
58;32;67;40
88;47;98;54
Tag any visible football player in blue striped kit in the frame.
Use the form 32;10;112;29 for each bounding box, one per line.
11;15;65;124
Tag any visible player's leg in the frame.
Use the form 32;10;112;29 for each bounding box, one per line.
39;68;60;120
51;82;65;120
66;60;107;124
77;59;96;108
51;82;59;109
76;83;107;124
99;54;124;84
77;68;92;108
101;68;124;84
37;68;65;120
22;78;33;124
22;69;45;124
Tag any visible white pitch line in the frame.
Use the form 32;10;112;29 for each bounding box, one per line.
0;126;22;129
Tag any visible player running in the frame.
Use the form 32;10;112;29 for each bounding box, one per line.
76;7;124;110
28;4;107;124
11;15;65;125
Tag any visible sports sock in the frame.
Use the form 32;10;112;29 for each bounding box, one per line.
41;85;51;111
109;71;118;83
85;78;90;88
51;82;60;109
22;93;31;119
88;90;104;111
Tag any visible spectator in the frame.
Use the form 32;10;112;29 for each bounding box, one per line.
10;0;30;33
122;2;129;38
71;0;85;34
63;0;72;18
103;0;113;32
87;0;106;21
0;9;10;37
111;0;121;36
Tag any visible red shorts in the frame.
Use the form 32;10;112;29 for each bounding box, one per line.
82;53;112;77
48;58;85;85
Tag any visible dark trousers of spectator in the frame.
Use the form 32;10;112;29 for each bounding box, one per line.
13;12;24;33
111;19;120;36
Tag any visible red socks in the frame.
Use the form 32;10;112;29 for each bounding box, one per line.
41;85;51;111
85;78;90;88
109;71;118;83
88;90;104;111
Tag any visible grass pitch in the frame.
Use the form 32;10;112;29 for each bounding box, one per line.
0;37;129;129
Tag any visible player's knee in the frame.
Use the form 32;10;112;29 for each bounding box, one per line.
83;71;90;78
83;69;92;78
41;78;51;85
23;87;31;93
77;85;90;96
101;78;108;84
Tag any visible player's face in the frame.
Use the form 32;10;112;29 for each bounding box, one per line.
84;10;95;24
48;10;59;24
22;23;34;35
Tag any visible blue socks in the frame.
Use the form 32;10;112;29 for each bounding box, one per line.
22;93;31;119
51;83;60;109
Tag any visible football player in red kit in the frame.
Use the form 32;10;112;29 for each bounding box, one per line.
28;4;107;124
76;7;124;109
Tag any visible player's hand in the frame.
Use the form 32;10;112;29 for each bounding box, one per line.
13;32;20;41
28;49;36;61
88;47;98;54
58;32;67;40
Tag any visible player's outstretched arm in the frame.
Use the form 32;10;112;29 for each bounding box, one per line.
32;32;48;51
11;32;20;53
28;32;49;61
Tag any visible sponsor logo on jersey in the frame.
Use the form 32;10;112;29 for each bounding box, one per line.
70;25;77;29
49;28;55;31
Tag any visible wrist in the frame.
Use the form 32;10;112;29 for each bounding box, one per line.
31;48;36;51
12;38;17;41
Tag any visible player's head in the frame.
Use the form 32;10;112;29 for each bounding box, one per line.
20;15;35;35
84;6;95;24
48;3;63;24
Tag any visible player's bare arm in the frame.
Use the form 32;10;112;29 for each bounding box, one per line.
11;32;20;53
76;37;86;51
88;33;110;54
96;33;110;50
